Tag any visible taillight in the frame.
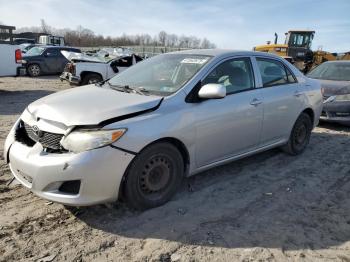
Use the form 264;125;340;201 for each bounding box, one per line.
15;49;22;63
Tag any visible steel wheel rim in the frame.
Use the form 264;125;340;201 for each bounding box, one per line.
295;124;307;145
139;155;173;200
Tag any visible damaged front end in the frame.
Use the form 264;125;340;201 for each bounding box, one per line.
3;107;140;205
322;94;350;125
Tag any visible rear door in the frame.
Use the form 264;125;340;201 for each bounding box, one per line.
254;57;304;146
43;48;60;73
193;57;264;167
56;48;72;73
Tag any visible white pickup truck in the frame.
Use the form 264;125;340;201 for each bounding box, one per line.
0;44;25;77
60;50;143;85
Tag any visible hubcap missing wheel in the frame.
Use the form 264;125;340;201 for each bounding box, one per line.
140;156;172;195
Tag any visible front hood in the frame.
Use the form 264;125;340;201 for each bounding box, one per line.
27;85;162;126
61;50;109;63
319;79;350;97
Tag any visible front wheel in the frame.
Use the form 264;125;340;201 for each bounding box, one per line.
282;113;312;155
123;143;184;210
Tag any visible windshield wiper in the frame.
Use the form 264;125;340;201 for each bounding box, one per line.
104;82;129;93
106;82;150;95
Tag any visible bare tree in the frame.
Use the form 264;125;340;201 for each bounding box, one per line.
40;19;51;34
15;21;216;48
158;31;167;46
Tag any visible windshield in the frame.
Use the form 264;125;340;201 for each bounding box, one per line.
288;32;314;49
25;47;46;56
307;63;350;81
108;53;211;96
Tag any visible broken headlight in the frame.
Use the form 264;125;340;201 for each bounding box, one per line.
61;128;126;153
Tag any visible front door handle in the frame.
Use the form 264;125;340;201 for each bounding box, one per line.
250;98;262;106
294;91;303;97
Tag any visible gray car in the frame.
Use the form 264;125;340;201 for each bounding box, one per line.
4;50;323;209
307;61;350;125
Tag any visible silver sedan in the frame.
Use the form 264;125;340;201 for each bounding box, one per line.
4;50;323;209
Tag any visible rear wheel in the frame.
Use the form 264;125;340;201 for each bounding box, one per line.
124;143;184;210
27;64;41;77
81;73;102;85
282;113;312;155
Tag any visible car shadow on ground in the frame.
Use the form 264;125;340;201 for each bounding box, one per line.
0;90;54;115
318;121;350;131
70;127;350;250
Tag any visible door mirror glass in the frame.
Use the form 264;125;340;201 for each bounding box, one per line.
198;83;226;99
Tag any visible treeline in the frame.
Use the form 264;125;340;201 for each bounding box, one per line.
15;19;216;48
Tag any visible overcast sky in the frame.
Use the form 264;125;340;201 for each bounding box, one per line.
1;0;349;52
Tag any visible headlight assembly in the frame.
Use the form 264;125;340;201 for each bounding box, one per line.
61;128;126;153
335;94;350;102
324;94;350;103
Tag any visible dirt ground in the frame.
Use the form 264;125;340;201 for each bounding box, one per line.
1;76;350;262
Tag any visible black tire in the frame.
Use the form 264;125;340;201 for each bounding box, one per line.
27;64;41;77
124;142;184;210
282;113;312;155
81;73;102;85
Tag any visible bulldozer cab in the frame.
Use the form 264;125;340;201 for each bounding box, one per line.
285;30;315;49
284;30;315;70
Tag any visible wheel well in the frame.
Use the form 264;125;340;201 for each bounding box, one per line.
146;137;190;174
27;63;40;68
302;108;314;124
80;71;102;80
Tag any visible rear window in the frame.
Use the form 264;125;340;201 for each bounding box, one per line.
256;58;296;87
25;47;45;56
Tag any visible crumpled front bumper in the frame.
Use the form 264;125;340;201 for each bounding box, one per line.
60;72;80;85
321;100;350;125
5;130;135;206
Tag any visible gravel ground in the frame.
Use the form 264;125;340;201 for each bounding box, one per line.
1;76;350;262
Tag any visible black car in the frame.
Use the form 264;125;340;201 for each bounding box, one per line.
22;46;81;77
307;61;350;126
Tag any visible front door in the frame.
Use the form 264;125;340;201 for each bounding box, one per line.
193;57;264;167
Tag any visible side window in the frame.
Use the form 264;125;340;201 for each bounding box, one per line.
45;49;59;57
203;57;255;94
115;57;133;67
256;58;296;87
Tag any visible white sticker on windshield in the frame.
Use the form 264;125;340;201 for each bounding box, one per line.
181;58;208;64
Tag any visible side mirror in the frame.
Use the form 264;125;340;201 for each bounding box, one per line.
198;84;226;99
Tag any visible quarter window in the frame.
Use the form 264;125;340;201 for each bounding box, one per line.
203;57;255;94
256;58;296;87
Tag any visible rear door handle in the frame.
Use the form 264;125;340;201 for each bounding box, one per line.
294;91;303;97
250;98;262;106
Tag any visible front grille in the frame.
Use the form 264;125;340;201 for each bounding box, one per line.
16;121;64;150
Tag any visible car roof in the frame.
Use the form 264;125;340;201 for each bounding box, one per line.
43;46;79;49
322;60;350;65
167;48;283;60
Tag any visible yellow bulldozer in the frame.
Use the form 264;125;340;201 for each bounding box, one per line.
254;30;350;73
